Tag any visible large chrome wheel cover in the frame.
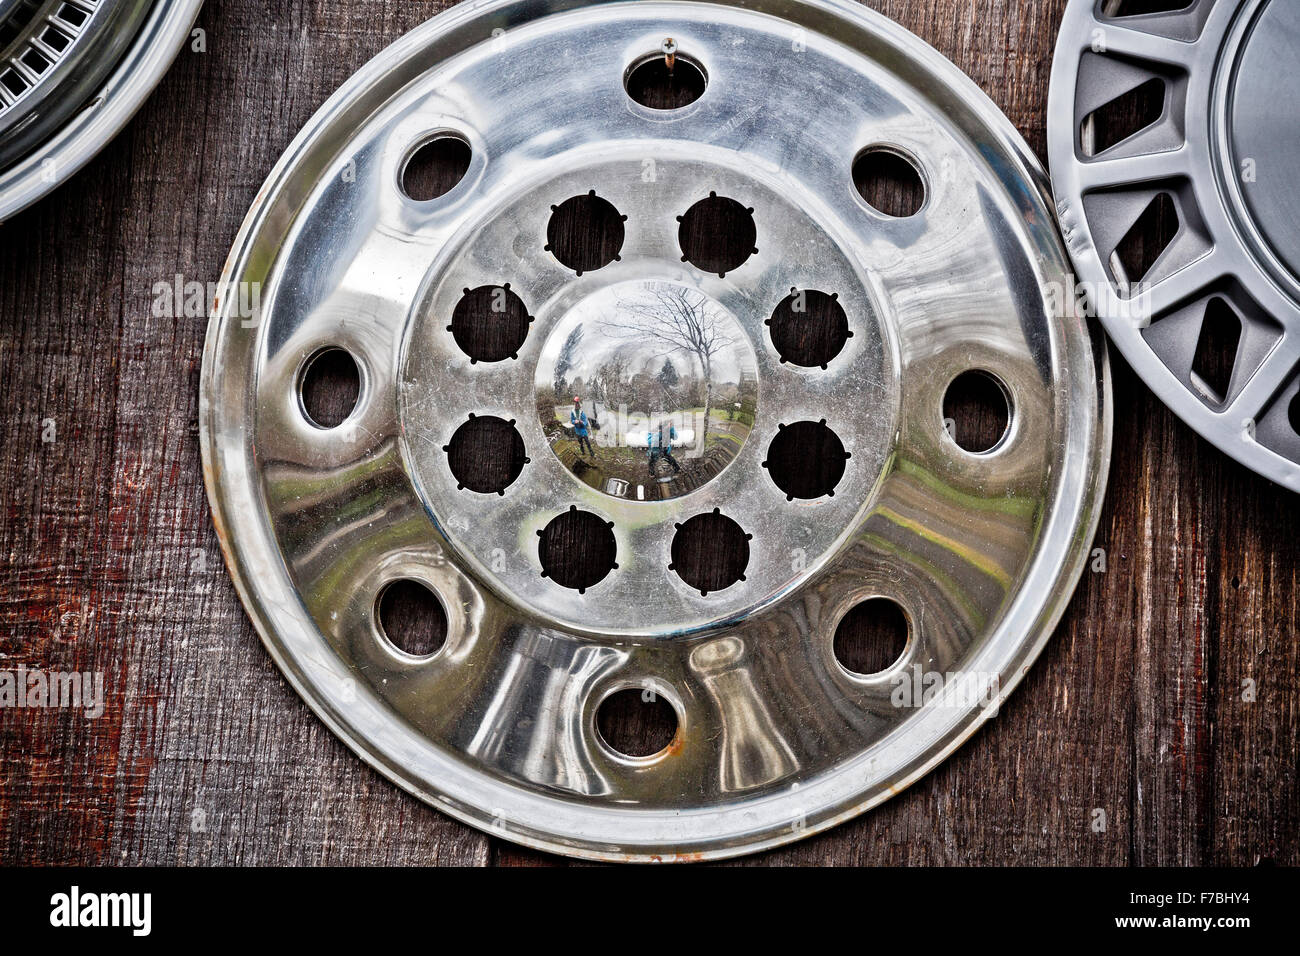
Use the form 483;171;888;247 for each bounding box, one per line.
203;0;1110;861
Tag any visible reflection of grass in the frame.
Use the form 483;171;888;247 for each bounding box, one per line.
556;437;640;467
549;417;749;459
555;425;744;494
874;504;1013;590
683;406;756;428
896;458;1038;519
863;529;989;631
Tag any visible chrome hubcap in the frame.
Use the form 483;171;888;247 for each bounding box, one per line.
203;0;1110;861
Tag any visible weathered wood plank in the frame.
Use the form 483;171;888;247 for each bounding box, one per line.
1;0;1296;867
2;0;486;867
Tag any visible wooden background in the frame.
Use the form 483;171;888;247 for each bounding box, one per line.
1;0;1296;866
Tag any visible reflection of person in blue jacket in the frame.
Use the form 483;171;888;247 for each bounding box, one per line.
648;416;681;477
570;397;595;458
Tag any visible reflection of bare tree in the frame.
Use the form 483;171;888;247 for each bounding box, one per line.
656;358;680;407
553;325;584;401
605;285;735;450
591;349;632;408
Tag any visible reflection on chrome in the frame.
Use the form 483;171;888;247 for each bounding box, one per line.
536;281;758;503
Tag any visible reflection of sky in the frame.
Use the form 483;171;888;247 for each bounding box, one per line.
535;283;753;388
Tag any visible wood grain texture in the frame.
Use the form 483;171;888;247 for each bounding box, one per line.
1;0;1296;867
